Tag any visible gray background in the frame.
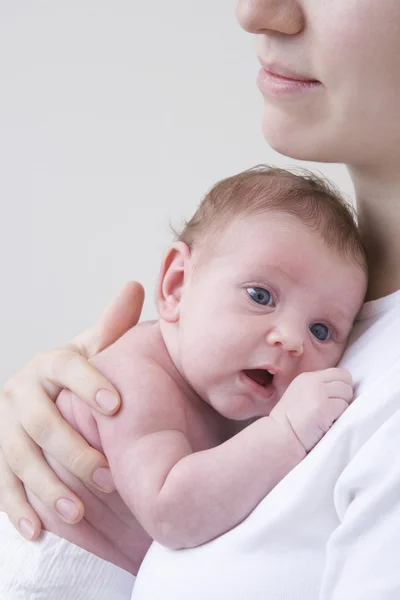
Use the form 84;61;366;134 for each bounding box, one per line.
0;1;353;384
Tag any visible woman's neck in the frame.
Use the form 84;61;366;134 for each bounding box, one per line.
349;164;400;301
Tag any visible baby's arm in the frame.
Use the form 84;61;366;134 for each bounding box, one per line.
96;366;352;549
96;367;304;549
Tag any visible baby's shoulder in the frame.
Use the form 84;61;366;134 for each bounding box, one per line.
90;321;171;386
91;322;189;424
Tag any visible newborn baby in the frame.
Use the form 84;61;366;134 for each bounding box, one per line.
23;166;367;584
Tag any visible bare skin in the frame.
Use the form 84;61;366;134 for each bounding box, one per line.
0;282;144;539
21;213;361;573
27;325;349;575
26;323;226;575
2;0;400;545
236;0;400;300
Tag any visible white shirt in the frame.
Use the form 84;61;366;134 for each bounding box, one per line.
133;290;400;599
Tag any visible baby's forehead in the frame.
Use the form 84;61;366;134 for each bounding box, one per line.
197;218;366;316
197;209;365;273
209;212;324;259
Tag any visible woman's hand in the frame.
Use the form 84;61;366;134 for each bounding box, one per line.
0;281;144;541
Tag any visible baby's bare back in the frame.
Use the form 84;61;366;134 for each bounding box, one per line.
26;322;222;575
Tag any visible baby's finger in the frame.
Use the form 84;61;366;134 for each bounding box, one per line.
0;449;43;540
325;397;350;425
319;368;353;386
325;381;354;403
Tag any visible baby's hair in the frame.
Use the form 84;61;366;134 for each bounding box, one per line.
174;165;367;274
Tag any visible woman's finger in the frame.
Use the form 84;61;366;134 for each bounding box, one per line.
34;349;122;415
1;385;115;495
0;280;143;534
0;416;87;522
0;448;43;540
5;387;115;492
73;281;145;357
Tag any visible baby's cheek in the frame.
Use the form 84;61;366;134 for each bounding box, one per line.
298;345;343;375
327;343;348;368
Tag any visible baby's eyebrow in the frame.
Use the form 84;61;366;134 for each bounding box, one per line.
247;264;298;284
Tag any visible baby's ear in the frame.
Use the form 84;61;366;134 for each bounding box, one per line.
157;242;192;322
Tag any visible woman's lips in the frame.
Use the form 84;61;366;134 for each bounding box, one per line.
257;67;322;97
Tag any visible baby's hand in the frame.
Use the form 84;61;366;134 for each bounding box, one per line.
270;368;353;453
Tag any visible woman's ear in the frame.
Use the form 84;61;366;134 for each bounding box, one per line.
157;242;192;322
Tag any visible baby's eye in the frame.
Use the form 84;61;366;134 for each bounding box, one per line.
309;323;331;342
247;287;274;306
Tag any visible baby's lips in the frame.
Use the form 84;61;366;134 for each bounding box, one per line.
243;368;274;387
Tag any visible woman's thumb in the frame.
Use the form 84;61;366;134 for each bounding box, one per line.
73;281;145;357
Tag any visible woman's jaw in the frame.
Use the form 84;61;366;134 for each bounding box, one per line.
256;47;400;169
258;83;400;171
243;0;400;170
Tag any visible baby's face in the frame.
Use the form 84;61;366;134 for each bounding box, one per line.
177;212;367;420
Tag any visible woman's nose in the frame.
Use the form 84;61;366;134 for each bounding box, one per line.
236;0;304;35
266;325;304;357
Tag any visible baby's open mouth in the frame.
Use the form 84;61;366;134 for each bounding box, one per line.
243;369;274;388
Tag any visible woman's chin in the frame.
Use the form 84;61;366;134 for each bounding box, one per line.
262;118;320;162
261;107;343;164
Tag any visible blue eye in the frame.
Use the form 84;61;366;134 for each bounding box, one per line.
247;287;274;306
309;323;330;341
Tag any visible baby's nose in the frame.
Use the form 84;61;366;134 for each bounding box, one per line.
266;325;304;356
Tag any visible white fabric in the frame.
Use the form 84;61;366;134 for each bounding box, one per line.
0;512;135;600
133;290;400;599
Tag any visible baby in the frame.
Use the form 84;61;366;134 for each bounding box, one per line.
23;166;367;583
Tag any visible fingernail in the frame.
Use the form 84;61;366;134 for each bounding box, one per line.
92;467;115;493
56;498;80;523
19;518;34;540
96;389;119;412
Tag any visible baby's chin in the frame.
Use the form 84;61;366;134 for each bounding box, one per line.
207;396;256;421
208;393;277;422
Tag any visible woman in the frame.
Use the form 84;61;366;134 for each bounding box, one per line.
2;0;400;597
